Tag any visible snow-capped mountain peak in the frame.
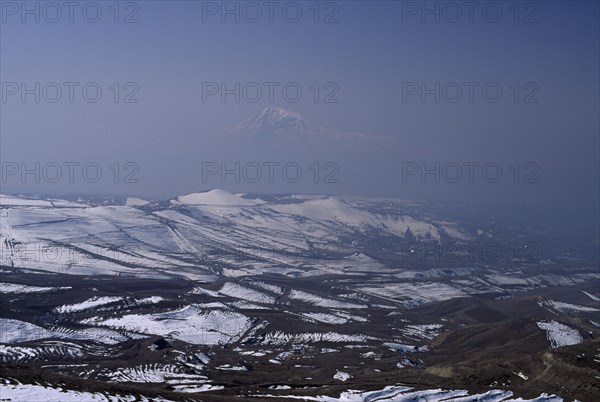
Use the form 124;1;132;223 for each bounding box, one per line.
234;107;317;136
210;107;377;146
256;107;304;122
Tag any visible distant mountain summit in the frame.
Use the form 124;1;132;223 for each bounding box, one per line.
193;108;407;196
243;107;315;134
215;107;329;144
205;107;398;153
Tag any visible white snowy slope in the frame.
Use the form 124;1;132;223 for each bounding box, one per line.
288;290;367;309
218;282;277;304
268;197;445;240
82;304;251;345
105;363;210;385
0;194;86;208
259;385;563;401
0;202;205;278
358;281;467;308
0;381;176;401
0;190;474;279
0;343;84;361
0;319;56;343
0;318;133;345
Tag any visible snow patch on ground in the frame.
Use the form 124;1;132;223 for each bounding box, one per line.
257;385;563;401
537;320;583;348
0;381;175;401
249;281;284;295
82;305;251;345
55;296;124;313
333;370;351;381
383;342;423;353
172;384;224;393
219;282;276;304
358;281;466;308
107;363;208;384
217;364;248;371
289;290;367;309
134;296;164;305
189;286;223;297
0;282;71;294
581;291;600;302
0;318;137;345
302;313;348;325
515;371;529;380
0;344;85;362
263;331;373;345
401;324;444;341
540;299;599;313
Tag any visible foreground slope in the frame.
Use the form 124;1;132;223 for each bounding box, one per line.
1;192;598;400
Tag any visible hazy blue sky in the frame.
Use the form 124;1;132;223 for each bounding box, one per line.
1;1;598;226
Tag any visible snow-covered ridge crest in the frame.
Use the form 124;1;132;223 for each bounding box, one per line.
173;189;257;206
